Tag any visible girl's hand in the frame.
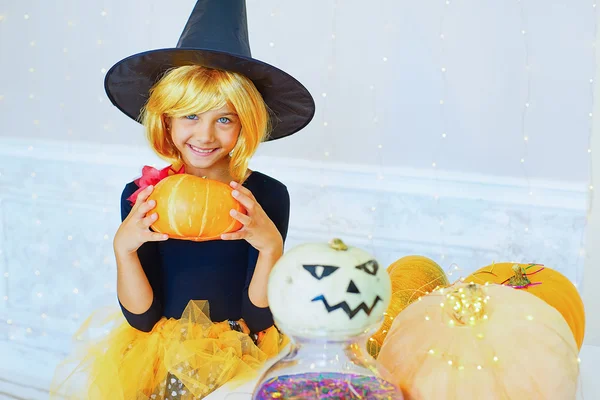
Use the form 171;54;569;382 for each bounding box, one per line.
221;181;283;256
113;185;169;256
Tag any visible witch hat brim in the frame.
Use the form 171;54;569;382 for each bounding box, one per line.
104;0;315;141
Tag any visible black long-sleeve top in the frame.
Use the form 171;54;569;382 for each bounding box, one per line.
117;171;290;333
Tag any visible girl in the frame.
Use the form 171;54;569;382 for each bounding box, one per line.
50;0;315;398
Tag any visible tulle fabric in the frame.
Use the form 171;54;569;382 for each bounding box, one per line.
50;300;288;400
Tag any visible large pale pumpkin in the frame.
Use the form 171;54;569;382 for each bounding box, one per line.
378;282;580;400
465;262;585;350
368;256;449;358
147;174;244;241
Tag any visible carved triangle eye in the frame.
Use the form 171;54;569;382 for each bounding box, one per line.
356;260;379;275
303;264;339;280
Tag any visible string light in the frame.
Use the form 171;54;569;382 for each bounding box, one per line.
431;0;450;267
515;0;537;254
318;0;341;237
578;0;598;290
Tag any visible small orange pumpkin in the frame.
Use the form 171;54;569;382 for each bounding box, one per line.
147;174;244;241
465;262;585;350
367;255;450;358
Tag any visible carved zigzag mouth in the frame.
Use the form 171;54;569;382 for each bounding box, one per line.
311;295;383;319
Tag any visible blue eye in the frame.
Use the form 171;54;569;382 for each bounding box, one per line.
217;117;231;124
185;115;198;120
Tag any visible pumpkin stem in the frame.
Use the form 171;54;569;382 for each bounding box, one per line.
329;238;348;251
445;283;487;326
507;264;531;287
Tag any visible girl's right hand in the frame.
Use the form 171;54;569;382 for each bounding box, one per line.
113;185;169;256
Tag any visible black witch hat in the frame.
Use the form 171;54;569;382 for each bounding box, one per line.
104;0;315;141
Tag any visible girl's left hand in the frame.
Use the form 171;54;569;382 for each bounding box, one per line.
221;181;283;256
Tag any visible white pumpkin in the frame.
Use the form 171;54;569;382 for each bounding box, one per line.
268;238;392;339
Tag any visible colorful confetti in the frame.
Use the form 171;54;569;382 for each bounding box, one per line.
255;372;402;399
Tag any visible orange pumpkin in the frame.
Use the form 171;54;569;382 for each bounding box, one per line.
147;174;244;241
367;255;450;358
378;282;580;399
465;262;585;350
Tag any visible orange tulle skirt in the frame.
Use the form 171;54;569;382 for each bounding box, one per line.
50;300;288;400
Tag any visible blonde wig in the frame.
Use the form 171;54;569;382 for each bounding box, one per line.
141;65;271;182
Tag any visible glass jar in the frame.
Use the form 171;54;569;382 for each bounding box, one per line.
253;332;403;399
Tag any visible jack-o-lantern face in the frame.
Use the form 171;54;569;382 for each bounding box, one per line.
268;239;392;339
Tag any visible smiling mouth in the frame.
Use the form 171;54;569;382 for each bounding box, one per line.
187;144;219;156
311;295;382;319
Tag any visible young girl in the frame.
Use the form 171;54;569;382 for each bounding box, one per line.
50;0;315;398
